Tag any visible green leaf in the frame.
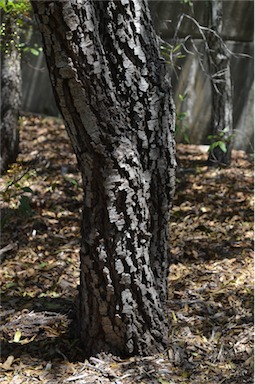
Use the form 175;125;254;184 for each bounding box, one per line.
39;262;48;269
0;0;7;12
63;175;78;186
160;46;171;52
172;44;181;53
178;93;187;101
219;141;227;153
18;195;32;216
6;282;16;288
177;112;187;121
51;182;57;191
184;133;190;144
22;186;33;193
161;51;169;58
30;47;40;56
5;180;12;188
171;311;178;323
210;141;220;150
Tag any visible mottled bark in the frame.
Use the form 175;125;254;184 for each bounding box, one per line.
0;15;21;173
31;0;176;356
207;0;233;166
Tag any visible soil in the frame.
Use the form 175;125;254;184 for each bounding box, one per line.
0;115;253;383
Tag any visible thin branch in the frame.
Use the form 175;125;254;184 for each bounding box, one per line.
163;12;252;84
0;167;31;194
22;56;46;72
173;13;252;60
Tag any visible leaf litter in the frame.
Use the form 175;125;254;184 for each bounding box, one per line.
0;116;253;383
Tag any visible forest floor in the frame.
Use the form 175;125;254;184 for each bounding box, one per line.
0;115;254;384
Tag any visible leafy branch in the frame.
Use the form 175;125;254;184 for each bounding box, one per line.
0;0;42;57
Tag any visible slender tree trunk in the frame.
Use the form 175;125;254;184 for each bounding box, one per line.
0;15;21;173
32;0;176;357
207;0;233;166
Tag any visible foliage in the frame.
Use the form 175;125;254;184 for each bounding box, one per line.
208;127;234;154
160;41;186;70
0;0;31;15
1;163;35;229
180;0;193;9
0;0;42;56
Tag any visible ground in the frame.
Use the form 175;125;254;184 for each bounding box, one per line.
0;115;253;383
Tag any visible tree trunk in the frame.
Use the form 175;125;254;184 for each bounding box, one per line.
0;14;21;174
31;0;176;357
207;0;233;166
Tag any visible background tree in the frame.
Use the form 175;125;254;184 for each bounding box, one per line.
0;1;22;173
31;0;176;357
0;0;37;173
206;0;233;165
161;0;237;164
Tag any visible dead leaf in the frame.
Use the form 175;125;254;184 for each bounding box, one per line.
1;355;15;370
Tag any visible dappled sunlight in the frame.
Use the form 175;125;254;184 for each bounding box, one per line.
167;144;253;382
0;119;253;383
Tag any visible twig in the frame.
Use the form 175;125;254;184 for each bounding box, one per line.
174;13;252;60
22;57;47;72
65;361;119;381
0;243;17;257
164;12;252;85
0;166;31;194
65;373;90;382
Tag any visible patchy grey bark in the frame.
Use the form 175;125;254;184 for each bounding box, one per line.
0;14;21;174
207;0;233;166
31;0;176;357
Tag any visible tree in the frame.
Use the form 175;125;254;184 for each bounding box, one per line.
31;0;176;357
162;1;235;165
206;0;233;166
0;2;21;173
0;0;37;173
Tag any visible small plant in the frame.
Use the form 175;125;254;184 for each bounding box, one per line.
0;0;42;57
160;42;186;70
1;163;35;229
208;126;233;154
18;42;42;56
181;0;194;8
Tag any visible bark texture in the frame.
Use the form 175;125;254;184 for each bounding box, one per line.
0;15;21;174
32;0;176;356
207;0;233;166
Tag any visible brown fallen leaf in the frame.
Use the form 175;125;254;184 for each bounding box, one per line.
1;355;15;370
